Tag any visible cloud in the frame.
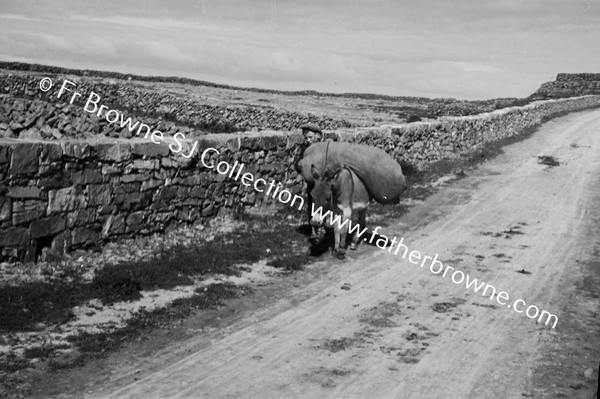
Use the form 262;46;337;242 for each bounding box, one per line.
265;51;359;83
133;40;195;64
0;13;37;21
0;0;597;99
445;61;502;74
67;14;210;31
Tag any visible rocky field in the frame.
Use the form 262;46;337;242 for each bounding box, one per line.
0;61;541;141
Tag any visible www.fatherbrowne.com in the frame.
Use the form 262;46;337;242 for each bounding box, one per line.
311;204;559;329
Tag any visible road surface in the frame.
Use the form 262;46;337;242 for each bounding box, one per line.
92;109;600;398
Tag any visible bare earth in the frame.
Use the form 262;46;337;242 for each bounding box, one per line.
71;110;599;398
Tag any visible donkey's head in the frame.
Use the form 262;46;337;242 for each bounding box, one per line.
309;164;342;227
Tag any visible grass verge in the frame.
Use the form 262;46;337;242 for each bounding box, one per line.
0;215;313;334
69;283;247;359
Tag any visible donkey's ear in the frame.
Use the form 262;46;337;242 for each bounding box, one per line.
311;164;320;179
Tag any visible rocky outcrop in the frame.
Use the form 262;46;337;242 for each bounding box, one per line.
1;95;599;262
531;74;600;99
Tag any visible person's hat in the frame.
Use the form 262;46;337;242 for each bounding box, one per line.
299;123;322;134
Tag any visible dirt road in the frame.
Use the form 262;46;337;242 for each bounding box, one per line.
92;110;600;398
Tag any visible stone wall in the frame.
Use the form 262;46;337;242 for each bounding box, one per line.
0;72;353;134
1;95;600;262
531;73;600;99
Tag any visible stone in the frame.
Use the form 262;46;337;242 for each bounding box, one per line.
38;170;72;188
201;203;216;217
131;159;157;170
125;211;145;233
30;216;66;238
41;125;63;139
40;143;63;163
177;187;190;198
0;147;9;164
120;173;150;183
160;157;177;168
6;186;42;199
156;186;178;200
259;136;283;150
177;207;198;222
71;227;100;246
51;231;72;253
94;143;131;162
12;200;46;225
181;198;201;206
226;137;241;152
61;142;93;159
190;186;206;198
149;212;172;223
10;143;40;175
9;122;24;133
0;227;30;246
19;127;43;140
0;197;11;222
47;187;86;214
113;183;140;194
102;165;120;175
212;185;225;197
66;209;98;228
97;204;114;215
71;169;102;185
114;192;151;209
102;214;125;237
242;137;260;151
163;155;194;168
140;179;162;191
175;175;205;186
130;141;170;157
87;184;112;206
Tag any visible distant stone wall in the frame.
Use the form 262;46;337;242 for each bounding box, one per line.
0;72;353;134
1;95;599;262
531;73;600;99
354;96;600;165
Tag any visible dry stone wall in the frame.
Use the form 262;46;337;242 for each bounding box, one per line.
0;72;353;134
1;95;600;262
531;73;600;99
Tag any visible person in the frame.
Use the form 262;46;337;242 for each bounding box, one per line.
293;123;324;241
300;123;323;145
293;123;323;172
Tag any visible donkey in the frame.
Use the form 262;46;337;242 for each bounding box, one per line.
309;164;370;259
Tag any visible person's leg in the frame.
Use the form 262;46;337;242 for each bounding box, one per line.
304;181;321;240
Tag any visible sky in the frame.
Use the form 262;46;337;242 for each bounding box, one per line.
0;0;598;99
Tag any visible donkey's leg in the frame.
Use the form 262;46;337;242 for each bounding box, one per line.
350;208;367;250
333;220;341;256
334;207;351;259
